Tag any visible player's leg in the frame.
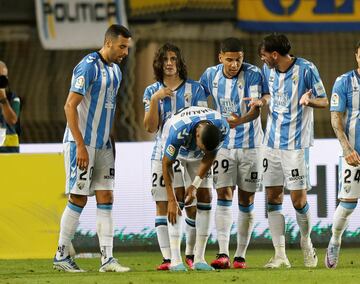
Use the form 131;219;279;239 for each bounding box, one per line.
94;147;129;272
234;189;255;269
211;148;236;269
326;158;360;268
234;148;262;269
285;148;317;268
263;147;290;268
151;160;171;270
174;159;196;269
53;142;90;272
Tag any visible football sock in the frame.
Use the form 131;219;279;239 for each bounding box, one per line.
235;204;254;259
56;201;83;260
330;201;357;246
215;199;232;256
195;202;211;263
268;203;286;258
185;217;196;256
96;203;114;265
155;216;171;260
168;214;183;266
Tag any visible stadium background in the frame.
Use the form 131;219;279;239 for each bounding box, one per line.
1;0;360;259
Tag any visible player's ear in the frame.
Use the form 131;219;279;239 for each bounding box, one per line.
218;53;223;63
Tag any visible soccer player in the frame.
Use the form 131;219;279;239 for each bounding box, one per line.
199;38;263;269
256;33;328;268
143;43;208;270
325;41;360;269
162;106;229;271
53;25;132;273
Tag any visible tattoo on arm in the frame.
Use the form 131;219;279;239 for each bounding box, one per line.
331;112;353;156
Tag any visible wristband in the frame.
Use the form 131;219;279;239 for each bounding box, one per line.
192;176;203;189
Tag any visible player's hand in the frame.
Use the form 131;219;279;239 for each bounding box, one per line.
153;87;173;101
300;89;312;106
227;113;241;128
242;97;263;108
76;144;89;171
344;150;360;167
167;199;182;225
184;185;197;206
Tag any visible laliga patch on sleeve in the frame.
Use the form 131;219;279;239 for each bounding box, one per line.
314;82;326;96
331;93;339;107
166;144;176;157
75;76;85;89
250;85;260;98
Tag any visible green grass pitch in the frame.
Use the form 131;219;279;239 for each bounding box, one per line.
1;248;360;284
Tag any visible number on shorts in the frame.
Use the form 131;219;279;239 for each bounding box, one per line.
355;170;360;183
173;159;181;173
344;169;351;183
213;159;229;174
79;167;93;181
213;160;219;175
222;159;229;173
263;158;268;173
152;173;165;187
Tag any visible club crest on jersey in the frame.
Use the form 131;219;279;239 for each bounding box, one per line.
166;144;176;157
292;75;298;85
75;76;85;89
331;93;339;107
184;92;192;103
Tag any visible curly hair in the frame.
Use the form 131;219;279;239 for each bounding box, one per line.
153;43;187;82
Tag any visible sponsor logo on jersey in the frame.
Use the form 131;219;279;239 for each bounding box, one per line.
331;93;339;107
166;144;176;156
74;76;85;89
245;171;261;183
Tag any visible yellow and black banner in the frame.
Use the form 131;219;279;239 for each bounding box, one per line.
237;0;360;32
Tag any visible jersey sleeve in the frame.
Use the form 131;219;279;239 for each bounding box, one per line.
304;63;327;98
199;68;212;98
261;65;270;94
247;68;263;99
162;126;181;161
70;59;97;96
192;83;208;107
330;75;347;113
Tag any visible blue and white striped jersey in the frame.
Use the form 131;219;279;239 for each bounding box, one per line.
63;52;121;149
262;57;327;150
200;62;264;149
330;70;360;154
143;80;207;160
161;106;230;161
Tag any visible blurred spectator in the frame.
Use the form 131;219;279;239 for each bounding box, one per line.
0;60;21;153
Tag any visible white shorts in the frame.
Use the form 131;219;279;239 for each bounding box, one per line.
213;148;263;193
151;159;185;202
338;156;360;199
179;158;213;189
64;142;115;196
262;147;311;191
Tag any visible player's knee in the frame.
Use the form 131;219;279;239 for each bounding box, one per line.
69;194;87;207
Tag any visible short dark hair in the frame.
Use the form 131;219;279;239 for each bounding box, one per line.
260;33;291;56
220;38;244;53
153;43;187;82
201;123;221;152
105;25;131;41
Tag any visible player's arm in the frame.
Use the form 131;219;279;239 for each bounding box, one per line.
64;91;88;170
162;155;182;224
300;89;329;108
185;150;216;205
0;89;18;125
143;87;173;133
331;111;360;167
